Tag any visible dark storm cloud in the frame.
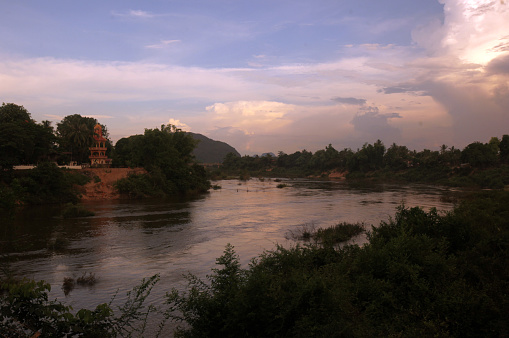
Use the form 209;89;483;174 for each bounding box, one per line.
379;86;409;94
486;53;509;75
379;85;430;96
350;107;402;142
332;96;366;105
417;79;508;148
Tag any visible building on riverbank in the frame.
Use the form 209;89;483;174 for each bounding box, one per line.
89;124;111;168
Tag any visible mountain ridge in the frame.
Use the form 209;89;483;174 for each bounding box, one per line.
190;132;241;164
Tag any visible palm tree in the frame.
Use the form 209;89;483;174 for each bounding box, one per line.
57;114;96;164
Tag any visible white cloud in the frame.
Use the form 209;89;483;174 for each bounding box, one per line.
167;118;190;131
112;10;156;19
415;0;509;65
206;101;294;134
145;40;181;49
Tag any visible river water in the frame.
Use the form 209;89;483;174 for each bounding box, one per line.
1;178;458;333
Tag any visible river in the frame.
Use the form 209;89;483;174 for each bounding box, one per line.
1;178;458;334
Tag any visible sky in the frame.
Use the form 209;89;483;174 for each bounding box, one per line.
1;0;508;155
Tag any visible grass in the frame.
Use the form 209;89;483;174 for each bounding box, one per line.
61;204;95;218
62;277;75;295
77;272;97;286
286;223;317;241
62;272;98;296
314;222;365;245
276;183;288;188
287;222;365;245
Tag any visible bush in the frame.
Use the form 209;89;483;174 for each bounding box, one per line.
61;204;95;218
7;163;90;206
114;173;161;199
0;275;160;337
313;222;365;245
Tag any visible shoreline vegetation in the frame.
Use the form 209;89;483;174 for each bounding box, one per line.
0;104;211;214
1;102;508;215
209;137;509;191
1;190;508;336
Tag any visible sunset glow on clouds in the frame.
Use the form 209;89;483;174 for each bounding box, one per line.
1;0;508;155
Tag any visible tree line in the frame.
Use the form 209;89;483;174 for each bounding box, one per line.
0;103;112;170
219;137;509;188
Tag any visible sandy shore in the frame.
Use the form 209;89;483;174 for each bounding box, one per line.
79;168;146;201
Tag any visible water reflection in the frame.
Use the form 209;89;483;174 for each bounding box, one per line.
1;179;458;317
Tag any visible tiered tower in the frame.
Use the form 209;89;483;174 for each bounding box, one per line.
89;124;111;167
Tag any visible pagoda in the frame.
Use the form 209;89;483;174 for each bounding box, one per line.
89;124;112;167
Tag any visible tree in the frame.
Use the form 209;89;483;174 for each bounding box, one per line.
0;103;56;170
0;102;32;123
384;143;410;170
499;135;509;163
113;127;209;195
352;140;386;172
461;141;498;168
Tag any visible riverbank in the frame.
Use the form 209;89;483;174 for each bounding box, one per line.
80;168;146;201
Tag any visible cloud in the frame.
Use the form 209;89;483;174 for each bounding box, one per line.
413;0;509;65
0;57;254;105
85;114;114;120
145;40;181;49
167;118;190;131
206;101;294;134
113;10;156;19
332;97;366;105
379;85;429;96
486;53;509;75
350;106;402;143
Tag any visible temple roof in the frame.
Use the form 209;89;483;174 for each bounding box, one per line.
93;123;108;142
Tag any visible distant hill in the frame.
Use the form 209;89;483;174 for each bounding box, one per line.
190;133;241;163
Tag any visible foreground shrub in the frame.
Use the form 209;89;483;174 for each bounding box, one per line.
0;275;160;337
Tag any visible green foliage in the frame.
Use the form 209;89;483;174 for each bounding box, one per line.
113;126;210;197
166;192;509;337
313;222;365;246
500;134;509;163
0;275;160;337
0;103;56;171
461;141;498;168
10;162;89;205
218;136;509;188
61;204;95;218
114;173;165;199
0;185;18;215
164;244;247;337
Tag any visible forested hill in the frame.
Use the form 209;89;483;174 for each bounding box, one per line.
190;132;240;163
